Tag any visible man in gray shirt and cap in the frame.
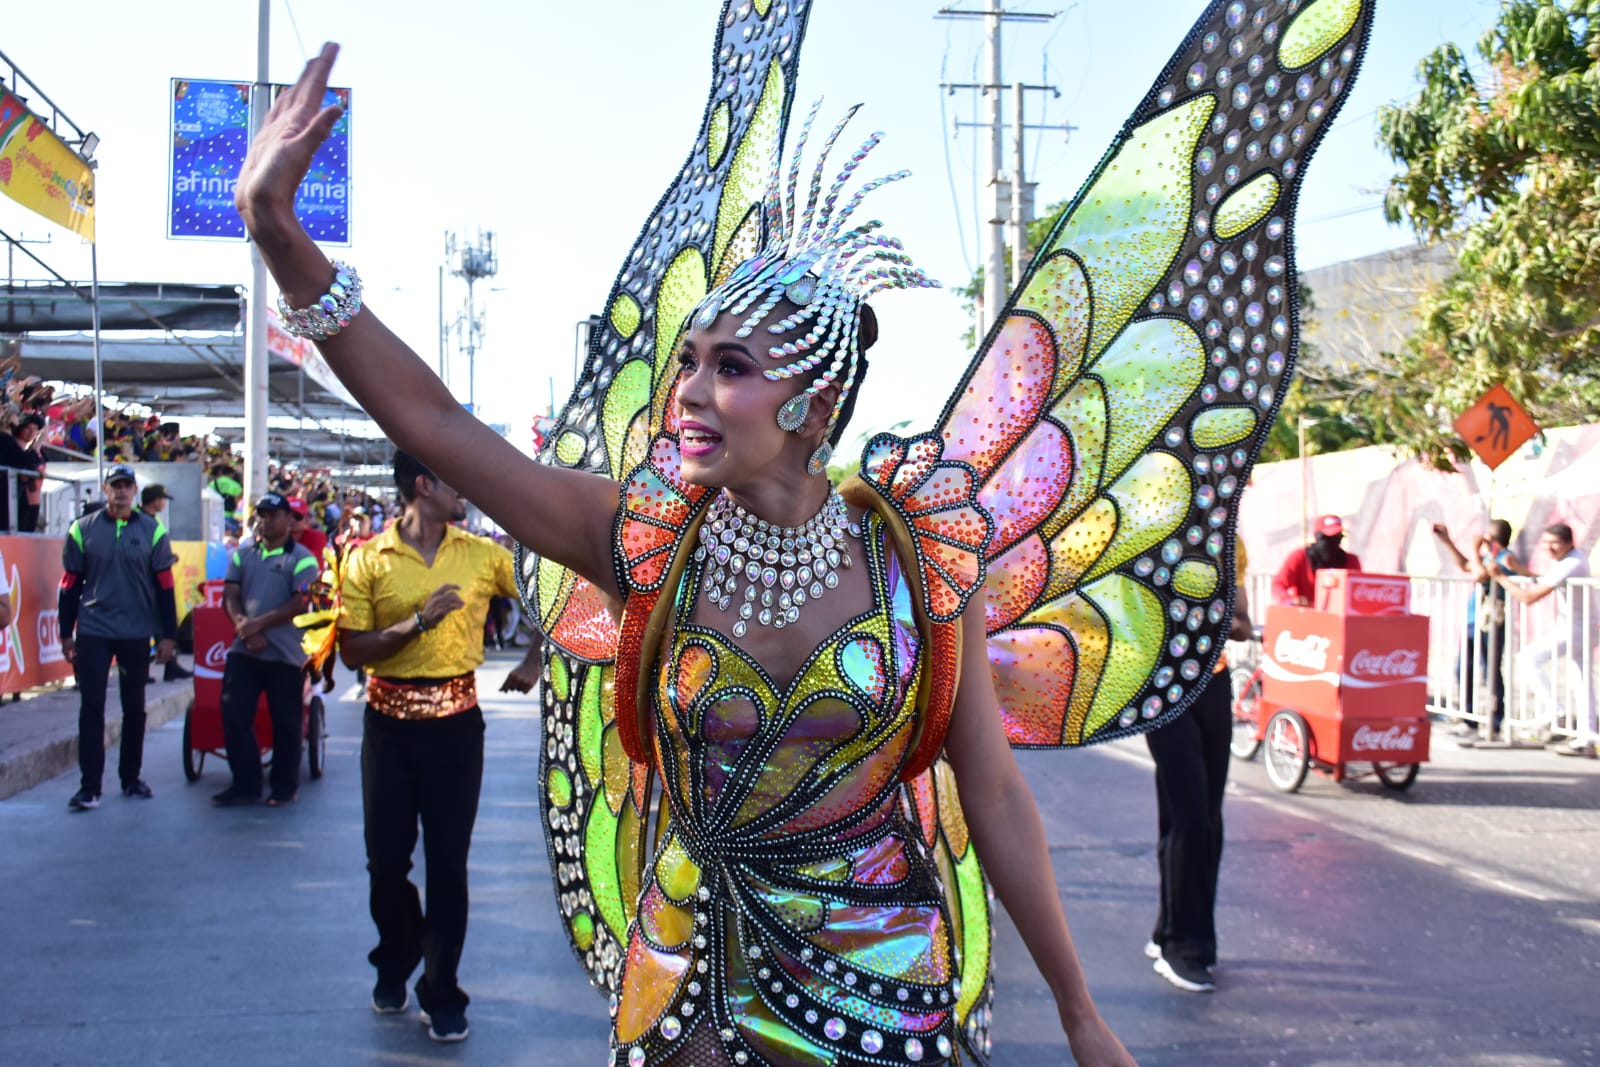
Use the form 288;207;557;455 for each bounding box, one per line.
213;492;318;806
59;463;179;812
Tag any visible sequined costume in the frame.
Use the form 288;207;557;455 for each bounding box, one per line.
519;2;1376;1064
613;512;967;1065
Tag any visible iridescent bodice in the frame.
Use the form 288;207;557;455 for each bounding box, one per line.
612;515;967;1066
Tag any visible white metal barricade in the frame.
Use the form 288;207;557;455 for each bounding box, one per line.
1242;572;1598;747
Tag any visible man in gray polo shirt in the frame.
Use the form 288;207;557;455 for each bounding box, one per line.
59;463;179;812
213;493;318;807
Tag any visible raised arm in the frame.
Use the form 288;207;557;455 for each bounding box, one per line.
941;603;1136;1067
234;44;622;600
1430;524;1470;574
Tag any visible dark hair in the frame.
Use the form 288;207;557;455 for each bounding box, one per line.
1305;532;1349;572
1487;519;1512;546
19;413;44;431
1545;522;1574;546
393;449;437;503
819;303;878;447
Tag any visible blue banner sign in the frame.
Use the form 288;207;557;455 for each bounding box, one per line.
168;79;350;244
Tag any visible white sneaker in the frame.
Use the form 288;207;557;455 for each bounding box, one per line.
1154;956;1216;993
1143;940;1161;961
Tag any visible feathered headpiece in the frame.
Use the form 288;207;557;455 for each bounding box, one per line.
689;101;940;456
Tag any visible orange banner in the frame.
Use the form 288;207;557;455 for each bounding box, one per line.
0;88;95;241
0;535;74;693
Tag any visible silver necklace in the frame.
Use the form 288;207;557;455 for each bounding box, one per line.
694;488;859;638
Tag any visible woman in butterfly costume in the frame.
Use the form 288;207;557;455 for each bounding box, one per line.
239;2;1373;1062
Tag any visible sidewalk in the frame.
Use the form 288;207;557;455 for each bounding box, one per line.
0;662;193;800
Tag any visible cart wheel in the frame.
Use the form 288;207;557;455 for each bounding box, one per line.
1228;667;1262;761
181;700;204;782
1373;761;1419;791
307;697;326;780
1263;709;1311;793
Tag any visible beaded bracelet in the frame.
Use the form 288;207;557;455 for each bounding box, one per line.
277;261;363;341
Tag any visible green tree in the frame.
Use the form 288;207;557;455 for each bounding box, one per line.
1366;0;1600;468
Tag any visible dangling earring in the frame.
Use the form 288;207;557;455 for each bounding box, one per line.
807;440;833;476
777;394;810;433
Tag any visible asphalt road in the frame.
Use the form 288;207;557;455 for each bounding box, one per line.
2;651;1595;1066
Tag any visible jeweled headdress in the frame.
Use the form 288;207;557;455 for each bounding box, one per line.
689;100;940;446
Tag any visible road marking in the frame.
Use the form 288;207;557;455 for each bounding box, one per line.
1093;743;1572;904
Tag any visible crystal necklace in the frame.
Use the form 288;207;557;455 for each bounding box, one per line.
694;488;859;638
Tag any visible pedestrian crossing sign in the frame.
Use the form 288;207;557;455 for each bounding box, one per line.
1453;383;1538;471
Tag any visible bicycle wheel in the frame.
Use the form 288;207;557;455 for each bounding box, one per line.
1373;761;1418;791
1263;709;1310;793
1229;667;1261;760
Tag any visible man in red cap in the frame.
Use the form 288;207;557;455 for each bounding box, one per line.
1272;514;1363;605
287;496;329;564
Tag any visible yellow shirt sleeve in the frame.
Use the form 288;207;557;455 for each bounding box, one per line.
339;544;377;632
493;543;518;598
1236;539;1249;587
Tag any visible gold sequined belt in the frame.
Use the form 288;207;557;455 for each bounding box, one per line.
368;674;477;720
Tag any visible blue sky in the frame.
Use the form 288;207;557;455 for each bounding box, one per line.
3;0;1503;446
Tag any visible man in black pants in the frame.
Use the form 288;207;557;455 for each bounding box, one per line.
338;451;538;1043
213;493;317;807
59;464;179;812
1146;547;1253;992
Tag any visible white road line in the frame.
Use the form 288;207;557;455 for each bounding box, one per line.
1092;743;1570;904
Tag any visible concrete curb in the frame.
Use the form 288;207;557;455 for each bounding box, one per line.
0;684;193;801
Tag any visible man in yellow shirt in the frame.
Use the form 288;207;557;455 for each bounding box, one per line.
338;450;539;1043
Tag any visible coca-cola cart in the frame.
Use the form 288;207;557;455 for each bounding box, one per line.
1239;570;1430;793
181;582;325;783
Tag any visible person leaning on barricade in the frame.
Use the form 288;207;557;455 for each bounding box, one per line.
58;463;179;812
1432;519;1519;742
1493;523;1595;758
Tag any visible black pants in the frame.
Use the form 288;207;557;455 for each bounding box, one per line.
74;634;151;794
1146;671;1232;968
361;703;484;1014
221;652;305;799
1459;624;1507;732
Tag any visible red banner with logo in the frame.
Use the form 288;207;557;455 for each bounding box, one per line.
0;535;74;693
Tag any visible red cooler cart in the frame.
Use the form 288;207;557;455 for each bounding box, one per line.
182;581;326;782
1239;570;1430;793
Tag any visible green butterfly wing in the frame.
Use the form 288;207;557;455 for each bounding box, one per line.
524;0;816;995
935;0;1377;748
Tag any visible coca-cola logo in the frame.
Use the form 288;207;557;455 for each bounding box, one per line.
203;640;229;670
37;610;62;666
1350;581;1408;607
1351;724;1419;753
1349;648;1423;679
1274;630;1331;671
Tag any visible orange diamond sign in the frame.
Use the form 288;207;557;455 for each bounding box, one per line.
1453;384;1539;470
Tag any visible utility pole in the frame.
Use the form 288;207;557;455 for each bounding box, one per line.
938;4;1069;339
243;0;270;506
445;230;498;414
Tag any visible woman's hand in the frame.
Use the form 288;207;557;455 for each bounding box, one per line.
235;42;344;242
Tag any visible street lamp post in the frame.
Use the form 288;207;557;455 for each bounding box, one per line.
1299;415;1323;545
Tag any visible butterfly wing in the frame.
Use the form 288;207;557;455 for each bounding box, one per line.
932;0;1377;748
903;758;993;1059
525;0;817;994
